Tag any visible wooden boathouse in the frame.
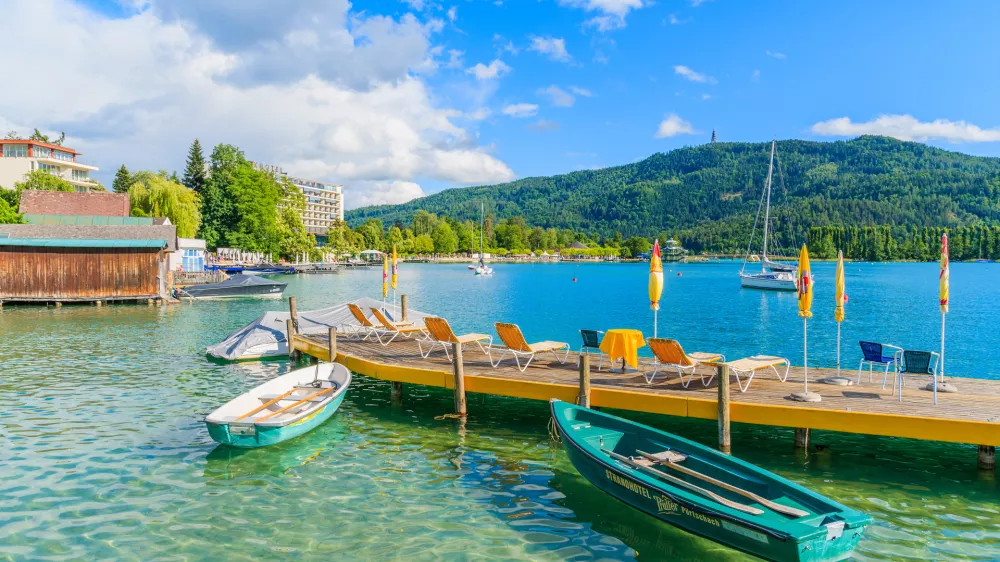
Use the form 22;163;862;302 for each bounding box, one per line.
284;297;998;471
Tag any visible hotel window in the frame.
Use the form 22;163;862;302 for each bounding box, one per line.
34;146;52;158
3;144;28;157
39;163;57;173
54;150;73;161
72;169;89;181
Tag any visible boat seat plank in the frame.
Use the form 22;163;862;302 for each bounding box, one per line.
258;393;330;403
635;449;809;518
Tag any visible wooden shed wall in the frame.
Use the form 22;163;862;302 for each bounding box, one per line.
0;247;161;301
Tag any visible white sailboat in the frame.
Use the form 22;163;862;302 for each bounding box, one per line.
740;140;797;291
475;202;493;276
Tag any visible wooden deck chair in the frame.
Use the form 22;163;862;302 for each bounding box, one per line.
417;317;493;360
643;338;725;386
369;308;428;346
725;355;790;392
490;322;570;372
346;303;381;341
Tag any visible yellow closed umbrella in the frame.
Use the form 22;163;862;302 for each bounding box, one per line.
382;254;388;301
391;246;398;290
649;239;664;337
834;250;846;377
933;233;951;403
790;244;820;402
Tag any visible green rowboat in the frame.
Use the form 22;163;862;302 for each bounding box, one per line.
550;399;871;562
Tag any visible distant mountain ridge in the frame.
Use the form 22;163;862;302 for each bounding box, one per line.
346;136;1000;253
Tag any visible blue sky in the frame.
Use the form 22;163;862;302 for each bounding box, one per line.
5;0;1000;207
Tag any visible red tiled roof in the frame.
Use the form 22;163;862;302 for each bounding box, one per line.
19;191;130;217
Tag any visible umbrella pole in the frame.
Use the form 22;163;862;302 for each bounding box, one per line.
803;317;808;394
836;322;841;378
654;309;657;339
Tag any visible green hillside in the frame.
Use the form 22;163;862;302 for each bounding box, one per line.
346;136;1000;254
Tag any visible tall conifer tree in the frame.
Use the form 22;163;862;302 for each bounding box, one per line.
112;165;132;193
182;139;207;193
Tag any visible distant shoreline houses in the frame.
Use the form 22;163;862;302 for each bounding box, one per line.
0;139;99;190
252;162;345;245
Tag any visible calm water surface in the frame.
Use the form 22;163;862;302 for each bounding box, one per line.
2;262;999;561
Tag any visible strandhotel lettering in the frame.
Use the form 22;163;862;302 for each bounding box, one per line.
605;470;652;498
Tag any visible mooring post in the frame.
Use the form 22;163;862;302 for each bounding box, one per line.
795;428;810;450
286;318;299;361
980;445;996;471
452;342;467;416
95;300;103;307
288;296;298;330
717;363;731;454
578;353;592;408
401;294;408;322
328;327;337;363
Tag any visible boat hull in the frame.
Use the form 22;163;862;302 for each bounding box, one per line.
740;274;797;291
551;401;869;562
207;390;346;448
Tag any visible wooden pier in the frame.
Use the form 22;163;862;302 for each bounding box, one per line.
285;306;998;470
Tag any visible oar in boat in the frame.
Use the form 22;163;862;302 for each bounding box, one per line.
635;450;809;518
235;389;298;421
603;449;764;516
257;387;335;422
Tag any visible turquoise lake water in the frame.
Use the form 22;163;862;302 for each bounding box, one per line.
2;262;999;561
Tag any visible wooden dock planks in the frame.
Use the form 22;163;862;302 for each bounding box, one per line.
294;333;1000;447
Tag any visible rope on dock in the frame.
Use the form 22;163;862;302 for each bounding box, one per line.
547;417;561;443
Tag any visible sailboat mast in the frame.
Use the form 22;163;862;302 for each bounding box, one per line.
479;202;485;265
761;140;776;271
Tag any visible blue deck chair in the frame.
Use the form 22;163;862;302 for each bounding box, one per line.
893;350;939;402
857;341;902;388
577;330;606;371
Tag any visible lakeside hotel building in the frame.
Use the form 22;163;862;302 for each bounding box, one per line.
0;140;99;190
252;163;345;243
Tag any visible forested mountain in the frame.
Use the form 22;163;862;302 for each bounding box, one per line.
347;136;1000;254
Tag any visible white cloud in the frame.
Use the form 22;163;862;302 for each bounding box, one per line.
0;0;514;196
447;6;457;21
348;180;425;208
444;49;464;69
528;36;571;62
810;114;1000;143
502;103;539;118
492;34;520;55
752;69;761;81
689;0;711;6
569;86;593;97
537;85;576;107
674;65;717;84
668;14;689;24
655;114;697;138
765;50;787;60
464;107;492;120
701;93;711;100
466;59;512;80
402;0;425;10
557;0;646;30
527;119;560;132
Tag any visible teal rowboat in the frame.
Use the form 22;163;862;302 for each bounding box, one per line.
206;363;351;448
550;400;871;562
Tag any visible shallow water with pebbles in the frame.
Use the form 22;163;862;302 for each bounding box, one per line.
2;263;998;560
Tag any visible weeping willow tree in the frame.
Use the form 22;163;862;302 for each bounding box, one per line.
128;171;201;237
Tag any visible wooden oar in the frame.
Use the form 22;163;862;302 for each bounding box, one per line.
257;387;334;422
603;449;764;516
635;450;809;518
235;389;297;421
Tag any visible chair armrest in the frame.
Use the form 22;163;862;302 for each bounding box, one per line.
883;344;904;353
929;351;941;373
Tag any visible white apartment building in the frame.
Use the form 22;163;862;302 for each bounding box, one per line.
287;175;344;240
0;140;99;190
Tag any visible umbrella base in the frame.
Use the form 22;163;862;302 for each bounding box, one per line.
788;391;822;402
818;377;853;386
922;382;959;393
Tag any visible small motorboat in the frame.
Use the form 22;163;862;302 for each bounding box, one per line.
206;363;351;448
550;400;870;562
177;274;287;299
740;271;798;291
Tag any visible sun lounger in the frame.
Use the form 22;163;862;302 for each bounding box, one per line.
346;303;382;340
369;308;428;346
643;338;725;386
417;317;493;360
490;322;570;372
725;355;790;392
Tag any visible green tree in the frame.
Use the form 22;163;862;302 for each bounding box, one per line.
13;170;75;192
414;233;434;254
432;222;458;254
386;226;404;251
112;165;132;193
128;172;202;237
0;196;23;224
28;128;64;145
182;139;207;193
413;210;437;236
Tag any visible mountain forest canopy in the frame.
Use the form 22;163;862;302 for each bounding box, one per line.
346;136;1000;255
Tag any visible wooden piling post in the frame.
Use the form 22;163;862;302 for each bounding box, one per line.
391;382;403;404
578;354;592;408
400;294;408;322
452;342;467;416
980;446;996;471
95;300;103;307
289;296;298;330
717;363;731;454
795;428;810;450
328;327;337;362
147;299;153;306
55;302;63;308
286;318;299;361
